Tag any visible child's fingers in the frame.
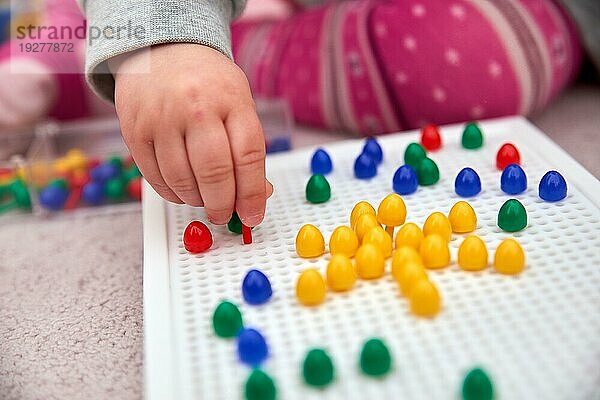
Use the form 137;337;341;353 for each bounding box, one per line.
186;119;236;225
154;131;204;207
127;135;184;204
225;107;267;227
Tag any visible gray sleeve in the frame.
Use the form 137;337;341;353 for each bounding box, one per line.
78;0;246;102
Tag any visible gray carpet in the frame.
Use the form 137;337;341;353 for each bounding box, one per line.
0;210;143;400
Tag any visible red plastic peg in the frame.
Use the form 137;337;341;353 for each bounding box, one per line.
127;178;142;201
64;172;90;210
87;158;101;170
242;224;253;245
420;124;442;151
496;143;520;170
183;221;213;253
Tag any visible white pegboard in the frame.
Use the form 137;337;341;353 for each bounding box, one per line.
143;117;600;400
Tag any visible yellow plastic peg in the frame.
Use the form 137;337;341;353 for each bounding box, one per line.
397;262;428;296
329;226;359;257
494;238;525;275
326;254;357;291
350;201;376;229
448;201;477;233
296;269;327;306
423;212;452;242
391;246;422;281
362;226;393;258
409;279;442;317
354;213;380;243
377;194;407;237
355;243;385;279
458;235;488;271
419;234;450;269
394;222;424;250
296;224;325;258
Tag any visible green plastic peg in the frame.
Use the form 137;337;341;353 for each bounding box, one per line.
122;164;141;183
462;123;484;149
302;348;334;387
497;199;527;232
306;174;331;204
404;142;427;168
462;367;494;400
107;155;123;171
0;179;16;198
228;212;243;234
360;338;391;377
0;179;32;213
245;369;277;400
105;178;125;201
416;157;440;186
212;300;243;338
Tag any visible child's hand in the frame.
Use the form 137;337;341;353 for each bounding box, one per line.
111;43;273;227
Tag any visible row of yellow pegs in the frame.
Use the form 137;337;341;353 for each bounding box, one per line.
295;194;526;316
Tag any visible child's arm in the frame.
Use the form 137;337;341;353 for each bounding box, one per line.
80;0;272;227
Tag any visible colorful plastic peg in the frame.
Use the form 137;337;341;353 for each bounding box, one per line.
494;238;525;275
423;212;452;242
448;201;477;233
496;143;520;170
296;224;325;258
419;234;450;269
455;167;482;197
212;301;243;338
329;226;359;257
539;170;567;201
462;368;494;400
500;164;527;195
377;193;407;237
350;201;376;229
310;148;333;175
296;268;327;306
354;153;377;179
420;124;442;151
355;243;385;279
326;254;357;292
417;157;440;186
237;328;269;366
360;338;392;377
497;199;527;232
458;236;488;271
303;349;335;387
404;142;427;169
183;221;213;253
362;137;383;164
409;279;442;317
242;270;273;305
245;369;277;400
306;174;331;204
392;165;418;195
462;122;483;149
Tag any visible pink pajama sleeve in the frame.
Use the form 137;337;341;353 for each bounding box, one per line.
232;0;581;135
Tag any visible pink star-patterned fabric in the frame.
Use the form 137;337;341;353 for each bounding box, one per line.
232;0;582;135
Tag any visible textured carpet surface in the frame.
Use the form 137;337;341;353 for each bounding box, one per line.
0;209;143;400
0;85;598;400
